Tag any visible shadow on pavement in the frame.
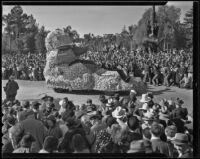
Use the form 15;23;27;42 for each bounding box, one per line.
147;86;175;96
53;88;130;96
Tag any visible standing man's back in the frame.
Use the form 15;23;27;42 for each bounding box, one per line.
4;75;19;102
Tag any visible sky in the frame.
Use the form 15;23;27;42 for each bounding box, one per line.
2;1;193;37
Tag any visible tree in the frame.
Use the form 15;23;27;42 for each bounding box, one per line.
157;5;181;50
35;26;49;54
183;8;193;48
63;25;80;42
3;5;39;54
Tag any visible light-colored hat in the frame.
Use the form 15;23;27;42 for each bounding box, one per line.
112;106;126;119
59;99;64;106
171;133;189;145
130;89;137;95
127;140;146;153
140;94;151;103
106;98;113;107
139;103;149;110
143;111;154;120
168;100;174;106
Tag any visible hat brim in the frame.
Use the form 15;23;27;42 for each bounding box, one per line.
171;139;188;145
140;99;150;103
106;104;112;107
112;112;125;119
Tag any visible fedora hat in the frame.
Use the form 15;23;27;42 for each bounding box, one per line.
127;140;146;153
139;103;149;111
106;99;114;107
171;133;189;145
140;94;151;103
112;106;126;119
130;90;137;96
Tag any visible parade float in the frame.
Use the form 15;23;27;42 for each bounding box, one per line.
43;29;147;94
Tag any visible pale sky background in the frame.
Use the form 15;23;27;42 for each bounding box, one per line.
2;1;193;37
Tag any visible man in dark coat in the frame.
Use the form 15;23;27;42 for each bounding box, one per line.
17;112;47;153
4;75;19;102
150;123;171;157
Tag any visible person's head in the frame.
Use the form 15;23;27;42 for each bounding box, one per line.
59;97;69;109
89;113;101;125
105;116;117;128
150;123;163;138
21;101;30;110
165;125;177;139
46;115;56;128
172;133;190;154
142;127;152;140
20;133;35;148
31;101;41;112
86;99;92;106
43;136;58;153
99;95;107;104
72;134;87;152
46;96;54;105
7;116;16;127
127;115;139;131
79;104;86;111
176;98;184;108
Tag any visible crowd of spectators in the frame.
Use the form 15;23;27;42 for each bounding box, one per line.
2;90;193;157
2;47;193;90
80;48;193;89
2;52;46;81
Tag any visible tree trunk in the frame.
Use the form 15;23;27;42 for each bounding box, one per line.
164;39;165;50
9;34;11;54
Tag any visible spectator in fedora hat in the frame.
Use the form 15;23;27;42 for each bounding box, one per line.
127;140;146;153
172;133;193;158
140;94;151;103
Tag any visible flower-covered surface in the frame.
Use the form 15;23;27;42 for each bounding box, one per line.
44;30;147;94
